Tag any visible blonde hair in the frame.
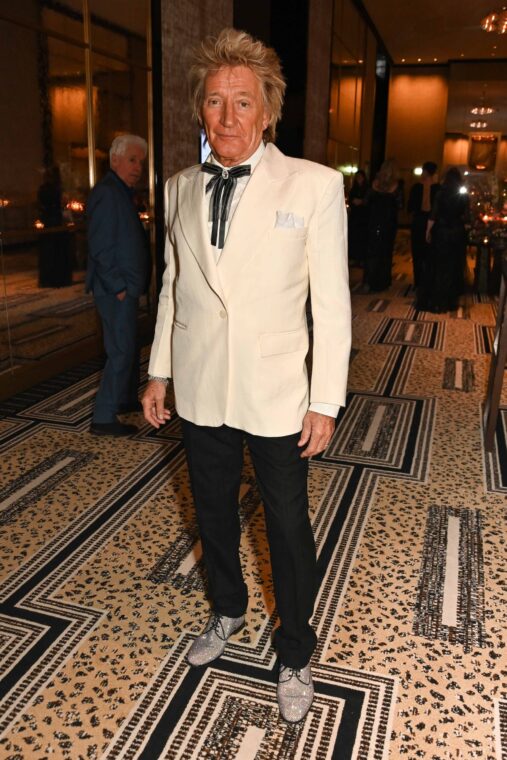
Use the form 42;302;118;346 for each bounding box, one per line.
375;159;399;193
189;28;286;143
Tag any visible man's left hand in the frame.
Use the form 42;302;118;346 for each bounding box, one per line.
298;411;335;458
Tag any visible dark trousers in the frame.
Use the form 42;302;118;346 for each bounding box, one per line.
429;226;467;312
181;420;318;669
411;213;432;308
410;213;430;289
93;294;139;423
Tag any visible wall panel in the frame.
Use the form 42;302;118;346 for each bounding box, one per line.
161;0;233;178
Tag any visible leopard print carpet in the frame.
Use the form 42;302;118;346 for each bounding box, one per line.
0;242;506;759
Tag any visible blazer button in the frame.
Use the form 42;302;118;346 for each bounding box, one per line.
219;310;227;319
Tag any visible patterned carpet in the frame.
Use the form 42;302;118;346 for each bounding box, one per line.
0;254;150;375
0;244;97;374
0;244;506;759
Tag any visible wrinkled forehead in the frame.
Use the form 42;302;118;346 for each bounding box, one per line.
203;65;264;98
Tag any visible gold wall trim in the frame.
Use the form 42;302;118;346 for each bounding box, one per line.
83;0;96;189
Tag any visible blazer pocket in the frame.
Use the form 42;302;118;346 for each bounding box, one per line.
174;319;188;330
259;327;307;357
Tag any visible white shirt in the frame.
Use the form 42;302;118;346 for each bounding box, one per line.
203;141;339;421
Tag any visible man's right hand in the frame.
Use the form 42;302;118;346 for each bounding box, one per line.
116;290;127;301
142;379;171;428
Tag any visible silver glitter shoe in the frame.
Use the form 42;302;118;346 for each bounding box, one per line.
277;663;314;723
186;612;245;667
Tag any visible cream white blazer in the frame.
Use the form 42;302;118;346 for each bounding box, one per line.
148;143;351;436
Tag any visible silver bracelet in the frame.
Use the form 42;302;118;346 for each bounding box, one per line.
148;375;169;386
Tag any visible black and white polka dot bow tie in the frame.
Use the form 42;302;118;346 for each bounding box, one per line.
201;163;251;248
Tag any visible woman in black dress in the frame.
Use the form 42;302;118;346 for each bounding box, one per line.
426;167;470;313
407;161;440;308
364;160;400;292
347;170;369;264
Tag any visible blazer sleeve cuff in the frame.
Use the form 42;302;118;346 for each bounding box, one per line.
309;402;340;418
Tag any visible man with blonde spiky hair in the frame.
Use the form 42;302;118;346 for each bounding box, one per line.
142;28;351;723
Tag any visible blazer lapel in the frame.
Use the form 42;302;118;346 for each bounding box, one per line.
177;167;225;302
217;144;296;296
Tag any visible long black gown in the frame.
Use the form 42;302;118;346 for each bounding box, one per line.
348;184;369;263
407;182;440;306
428;190;470;312
363;189;398;292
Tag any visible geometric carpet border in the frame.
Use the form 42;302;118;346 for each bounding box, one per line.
483;407;507;493
369;317;445;351
15;372;103;422
0;449;96;525
0;417;34;447
315;469;382;662
0;446;183;735
495;698;507;760
413;505;487;652
102;636;397;760
0;445;180;599
165;668;345;759
323;393;435;483
326;394;418;469
473;324;495;355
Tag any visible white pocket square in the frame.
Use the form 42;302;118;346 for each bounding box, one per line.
275;211;305;229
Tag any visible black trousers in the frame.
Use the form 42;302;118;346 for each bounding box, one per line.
181;420;318;669
410;213;430;289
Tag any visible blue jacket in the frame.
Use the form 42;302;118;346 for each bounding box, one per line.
86;170;149;297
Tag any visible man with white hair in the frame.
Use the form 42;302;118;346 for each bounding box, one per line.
87;134;150;436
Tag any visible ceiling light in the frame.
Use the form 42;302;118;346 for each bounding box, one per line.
481;7;507;33
470;105;495;115
470;120;488;128
401;58;406;62
413;167;423;176
434;57;438;61
417;57;422;62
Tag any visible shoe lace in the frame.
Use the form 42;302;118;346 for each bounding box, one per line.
280;665;310;685
206;612;227;641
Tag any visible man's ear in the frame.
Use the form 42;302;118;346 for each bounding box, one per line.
262;111;270;132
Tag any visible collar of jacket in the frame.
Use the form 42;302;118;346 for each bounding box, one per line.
175;143;297;303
